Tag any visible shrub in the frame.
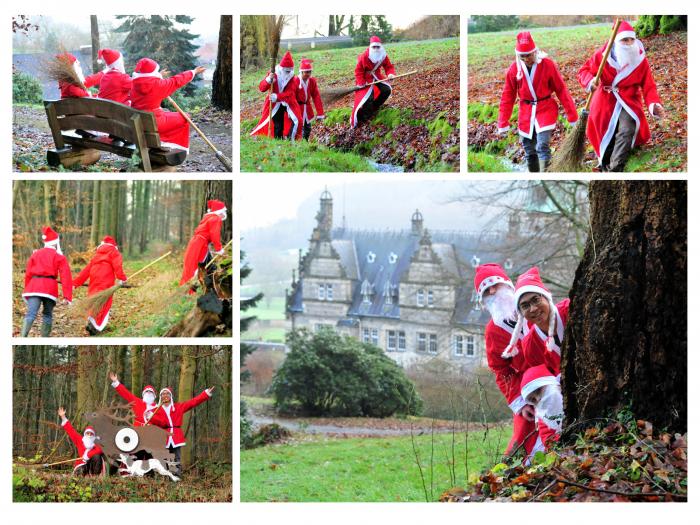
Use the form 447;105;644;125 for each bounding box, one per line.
270;328;422;417
13;71;43;104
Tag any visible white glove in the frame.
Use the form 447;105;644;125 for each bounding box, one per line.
316;115;326;120
497;126;510;135
213;249;225;256
270;93;278;103
387;73;395;79
266;74;274;83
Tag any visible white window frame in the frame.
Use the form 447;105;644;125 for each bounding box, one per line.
362;327;371;344
387;330;397;351
417;288;425;307
429;333;438;354
466;335;475;357
398;331;406;351
326;283;333;301
454;335;464;356
318;283;326;300
427;290;434;308
417;332;427;352
371;328;379;346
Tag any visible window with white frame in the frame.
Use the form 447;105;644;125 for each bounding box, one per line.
454;335;464;356
427;290;434;307
371;328;379;346
417;332;427;352
398;331;406;351
417;288;425;307
326;283;333;301
317;283;326;300
466;335;475;356
361;279;372;304
362;327;371;344
429;334;438;354
386;330;397;351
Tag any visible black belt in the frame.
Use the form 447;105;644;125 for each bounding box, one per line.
31;275;56;279
522;95;551;105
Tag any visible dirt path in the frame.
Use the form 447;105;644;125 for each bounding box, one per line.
13;105;232;173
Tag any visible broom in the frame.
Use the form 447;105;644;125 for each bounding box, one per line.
266;15;286;136
44;51;88;91
166;96;232;171
320;70;418;106
548;19;621;172
182;238;233;293
76;251;173;319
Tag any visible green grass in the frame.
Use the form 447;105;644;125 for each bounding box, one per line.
468;25;611;66
468;150;509;172
240;133;376;172
240;425;510;502
241;38;460;105
247;297;286;321
243;326;287;342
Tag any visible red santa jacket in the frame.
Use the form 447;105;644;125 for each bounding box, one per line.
296;75;324;124
23;247;73;302
98;70;132;105
179;213;224;285
497;57;578;139
485;318;530;413
112;381;157;427
59;72;103;99
61;419;103;469
351;49;396;128
521;298;570;375
250;72;303;140
149;390;212;447
130;70;194;112
577;43;661;161
73;243;127;295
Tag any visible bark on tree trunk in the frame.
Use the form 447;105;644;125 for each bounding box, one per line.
90;16;100;74
562;181;687;433
178;347;197;468
212;15;232;111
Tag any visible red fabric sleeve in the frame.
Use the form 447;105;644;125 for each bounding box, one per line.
550;62;579;122
72;261;92;288
382;55;396;76
259;72;273;93
24;254;34;289
558;299;570;325
522;330;547;369
355;54;366;86
156;70;194;99
209;217;222;251
58;256;73;302
640;60;661;108
311;79;324;116
62;420;83;449
115;382;139;405
177;390;211;413
485;325;522;404
112;251;127;281
84;71;104;89
538;419;560;450
577;49;602;90
497;65;518;129
275;77;299;104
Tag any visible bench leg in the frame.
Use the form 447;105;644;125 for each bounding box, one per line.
47;147;101;168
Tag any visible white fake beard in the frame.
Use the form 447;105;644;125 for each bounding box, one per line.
535;384;564;432
106;56;126;74
73;61;86;84
143;392;155;405
368;45;386;64
82;435;96;449
614;41;642;70
219;210;227;221
275;66;295;92
483;287;517;323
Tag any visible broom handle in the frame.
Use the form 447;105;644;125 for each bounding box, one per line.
205;239;233;269
268;56;276;136
358;70;418;90
584;19;622;111
126;251;173;281
166;97;225;155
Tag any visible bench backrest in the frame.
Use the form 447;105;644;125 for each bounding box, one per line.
44;98;163;148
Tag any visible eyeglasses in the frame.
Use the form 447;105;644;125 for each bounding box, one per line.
518;294;543;313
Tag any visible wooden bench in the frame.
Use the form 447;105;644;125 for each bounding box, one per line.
43;98;187;172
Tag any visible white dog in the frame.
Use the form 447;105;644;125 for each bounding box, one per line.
118;453;180;482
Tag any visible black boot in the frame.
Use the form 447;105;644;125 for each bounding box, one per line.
527;154;540;172
85;322;99;336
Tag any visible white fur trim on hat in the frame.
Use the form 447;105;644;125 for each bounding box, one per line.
477;276;514;301
522;375;558;401
615;30;636;42
514;285;552;310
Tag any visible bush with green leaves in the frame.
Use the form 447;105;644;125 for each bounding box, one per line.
271;328;422;417
13;71;43;104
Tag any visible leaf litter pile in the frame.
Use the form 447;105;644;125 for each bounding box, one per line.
441;419;687;502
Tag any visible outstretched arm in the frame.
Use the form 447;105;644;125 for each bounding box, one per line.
58;407;82;449
178;387;214;413
110;373;139;405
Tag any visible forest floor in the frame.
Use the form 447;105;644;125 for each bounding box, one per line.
241;405;509;502
467;27;687;172
12;104;232;173
12;249;230;337
240;38;460;172
13;462;232;502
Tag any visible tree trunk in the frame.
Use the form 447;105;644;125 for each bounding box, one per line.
77;346;99;424
90;180;101;247
90;15;100;74
212;15;232;110
203;180;232;242
178;347;197;468
130;346;143;392
562;181;687;433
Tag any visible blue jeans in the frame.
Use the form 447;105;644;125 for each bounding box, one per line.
521;129;552;161
25;296;55;325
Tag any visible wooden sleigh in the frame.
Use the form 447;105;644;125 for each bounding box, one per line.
43;98;187;172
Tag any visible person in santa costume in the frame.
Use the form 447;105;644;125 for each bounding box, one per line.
179;199;227;290
497;32;579;172
351;36;396;128
20;226;73;337
96;49;132;105
506;267;569;376
577;20;664;172
250;51;303;141
72;235;127;335
296;58;325;140
130;58;206;152
57;406;105;476
520;365;564;461
56;52;104;99
474;263;537;456
148;385;215;477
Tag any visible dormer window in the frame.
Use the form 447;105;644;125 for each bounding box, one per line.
367;251;376;263
388;252;398;264
416;288;425;307
504;258;514;270
427;290;434;307
471;255;481;268
361;279;373;304
383;281;395;305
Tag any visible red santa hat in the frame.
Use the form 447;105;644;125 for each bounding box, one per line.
207;199;227;213
142;385;156;396
502;267;558;359
98;48;120;67
42;226;59;243
370;36;382;45
132;57;161;79
515;32;537;54
299;58;313;72
83;426;96;436
57;52;78;64
615;20;636;42
159;386;173;397
473;263;514;302
279;51;294;69
101;235;117;246
520;364;559;403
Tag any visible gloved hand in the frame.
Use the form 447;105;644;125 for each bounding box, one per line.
316;114;326;120
387;73;395;79
214;249;225;256
266;72;275;83
497;126;510;135
270;93;278;103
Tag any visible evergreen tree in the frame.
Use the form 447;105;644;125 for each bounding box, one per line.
349;15;393;44
115;15;200;95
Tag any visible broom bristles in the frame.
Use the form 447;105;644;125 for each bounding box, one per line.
547;111;590;172
74;284;121;318
43;53;87;90
320;86;356;105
